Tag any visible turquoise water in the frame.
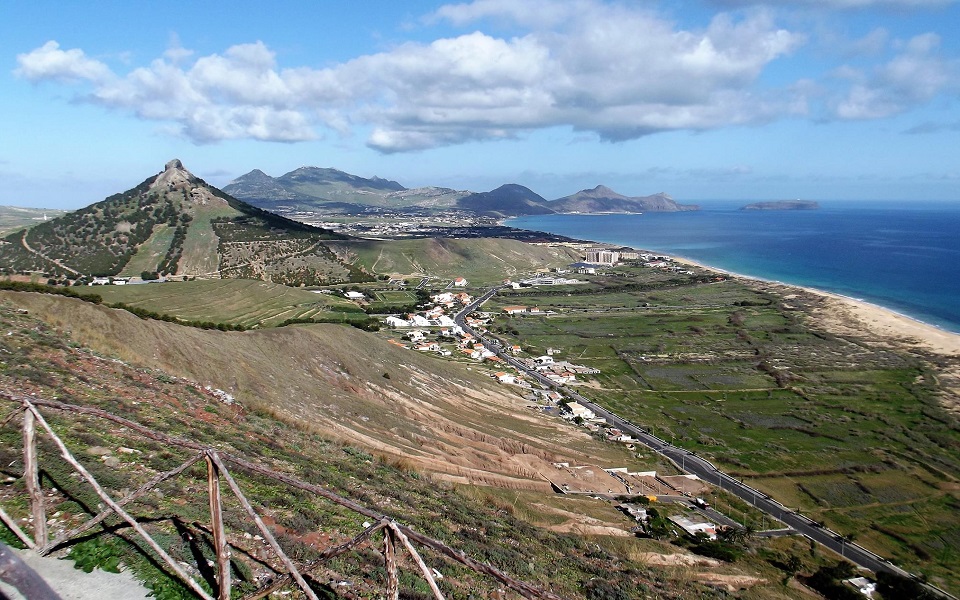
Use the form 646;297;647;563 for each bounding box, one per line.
507;200;960;333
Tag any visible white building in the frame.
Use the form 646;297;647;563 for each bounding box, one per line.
844;577;877;598
585;248;620;265
668;516;717;540
564;401;595;420
408;314;431;327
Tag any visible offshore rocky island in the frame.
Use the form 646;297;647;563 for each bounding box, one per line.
740;200;820;210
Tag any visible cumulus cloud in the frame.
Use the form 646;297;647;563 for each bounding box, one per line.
15;41;112;83
16;1;894;151
832;33;957;119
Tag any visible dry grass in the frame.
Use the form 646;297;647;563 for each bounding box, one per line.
1;290;652;492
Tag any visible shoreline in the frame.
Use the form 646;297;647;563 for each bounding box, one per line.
668;255;960;356
500;218;960;357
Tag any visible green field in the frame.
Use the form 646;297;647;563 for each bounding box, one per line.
120;224;175;276
364;288;421;313
91;279;364;327
327;237;580;284
486;263;960;591
0;206;69;236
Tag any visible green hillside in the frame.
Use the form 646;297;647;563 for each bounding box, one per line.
327;237;582;284
0;160;359;286
223;166;468;213
91;279;362;328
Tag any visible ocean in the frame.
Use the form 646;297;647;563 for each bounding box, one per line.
507;200;960;334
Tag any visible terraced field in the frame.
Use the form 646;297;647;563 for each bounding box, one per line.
91;279;364;328
486;263;960;591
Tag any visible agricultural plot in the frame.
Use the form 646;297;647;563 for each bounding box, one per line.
485;268;960;588
327;237;580;284
365;288;420;312
0;205;68;236
120;224;174;277
92;279;360;328
178;207;236;276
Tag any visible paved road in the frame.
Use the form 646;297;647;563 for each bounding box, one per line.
455;286;955;599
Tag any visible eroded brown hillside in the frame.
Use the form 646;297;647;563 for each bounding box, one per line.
1;291;637;490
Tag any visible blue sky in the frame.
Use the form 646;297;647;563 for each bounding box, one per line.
3;0;958;208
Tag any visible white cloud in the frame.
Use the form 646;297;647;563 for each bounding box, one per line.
832;33;957;119
15;41;112;83
14;2;807;150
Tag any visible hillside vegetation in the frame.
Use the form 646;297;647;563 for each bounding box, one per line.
0;160;360;286
90;279;363;329
327;237;582;284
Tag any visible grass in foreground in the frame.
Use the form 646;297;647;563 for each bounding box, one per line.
91;279;363;328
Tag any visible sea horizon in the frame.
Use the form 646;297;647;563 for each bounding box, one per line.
507;200;960;335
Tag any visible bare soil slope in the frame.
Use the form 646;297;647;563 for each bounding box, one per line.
2;291;632;489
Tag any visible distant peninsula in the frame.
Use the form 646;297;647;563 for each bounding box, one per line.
740;200;819;211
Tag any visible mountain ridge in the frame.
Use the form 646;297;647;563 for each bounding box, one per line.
225;166;699;217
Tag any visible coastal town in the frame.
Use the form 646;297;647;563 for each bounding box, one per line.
356;247;754;552
329;240;929;598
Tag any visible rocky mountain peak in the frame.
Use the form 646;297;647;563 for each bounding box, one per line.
155;159;194;188
153;159;225;207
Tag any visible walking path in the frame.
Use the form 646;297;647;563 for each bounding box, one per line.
18;231;81;277
0;547;149;600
